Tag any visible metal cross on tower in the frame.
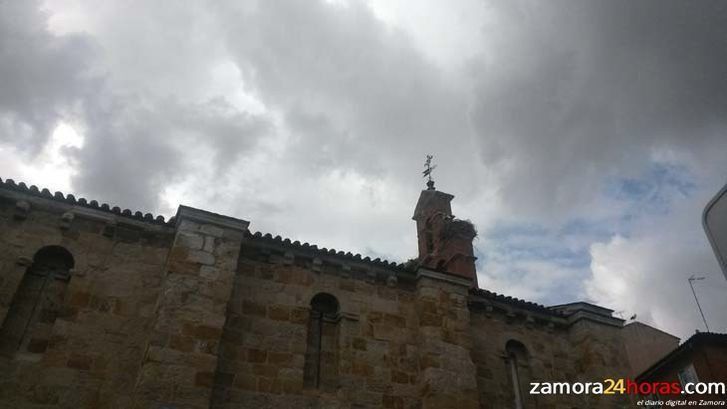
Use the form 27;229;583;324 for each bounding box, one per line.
423;154;437;190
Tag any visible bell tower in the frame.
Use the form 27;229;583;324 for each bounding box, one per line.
412;157;478;286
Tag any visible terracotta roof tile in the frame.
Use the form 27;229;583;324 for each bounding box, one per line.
245;230;409;271
470;288;564;316
0;177;171;226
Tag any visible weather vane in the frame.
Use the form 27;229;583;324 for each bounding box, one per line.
422;154;437;190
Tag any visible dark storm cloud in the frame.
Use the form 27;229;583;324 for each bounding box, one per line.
464;0;727;336
214;0;473;184
471;0;727;218
75;102;181;212
0;1;95;153
1;0;478;216
2;0;727;337
0;1;273;212
74;95;272;211
4;0;726;221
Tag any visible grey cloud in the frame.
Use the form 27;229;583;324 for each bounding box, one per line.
6;0;726;224
3;0;476;218
283;106;379;177
586;187;727;338
2;0;727;337
74;95;273;211
470;0;727;219
0;1;95;153
176;98;272;173
215;0;474;185
0;1;274;213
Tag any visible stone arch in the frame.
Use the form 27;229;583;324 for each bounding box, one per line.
303;292;340;390
505;339;531;409
310;293;339;317
506;339;529;360
30;246;74;279
424;216;434;254
0;245;74;357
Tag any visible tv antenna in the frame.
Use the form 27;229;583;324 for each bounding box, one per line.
688;274;710;332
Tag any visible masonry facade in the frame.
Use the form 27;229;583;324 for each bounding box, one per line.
0;177;669;408
636;332;727;408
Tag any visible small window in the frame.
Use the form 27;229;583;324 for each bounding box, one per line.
506;340;529;409
677;364;699;388
0;246;74;357
425;217;434;254
303;293;340;391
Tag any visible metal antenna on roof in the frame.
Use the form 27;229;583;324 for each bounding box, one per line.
423;154;437;190
688;274;710;332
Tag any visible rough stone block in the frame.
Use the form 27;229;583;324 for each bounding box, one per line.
194;371;214;387
247;348;267;363
199;225;224;238
267;352;292;365
203;236;216;253
199;265;220;280
67;354;93;371
242;300;266;317
187;250;215;266
234;374;257;391
289;307;309;325
177;232;204;250
267;305;290;321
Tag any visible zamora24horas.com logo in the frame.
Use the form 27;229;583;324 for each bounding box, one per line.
529;379;726;396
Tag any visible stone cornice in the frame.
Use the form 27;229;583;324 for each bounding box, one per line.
563;310;624;328
243;231;410;273
416;267;472;287
0;177;170;226
176;205;249;231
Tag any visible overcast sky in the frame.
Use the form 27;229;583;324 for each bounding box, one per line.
1;0;726;340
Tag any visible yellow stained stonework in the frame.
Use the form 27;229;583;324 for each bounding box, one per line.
0;178;676;409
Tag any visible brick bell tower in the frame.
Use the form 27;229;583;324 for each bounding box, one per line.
412;161;478;287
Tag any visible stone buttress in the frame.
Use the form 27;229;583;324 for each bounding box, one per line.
132;206;248;409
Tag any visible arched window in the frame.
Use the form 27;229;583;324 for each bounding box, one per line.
506;340;529;409
0;246;74;357
303;293;340;391
425;217;434;254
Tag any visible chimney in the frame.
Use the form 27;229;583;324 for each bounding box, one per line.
412;187;478;286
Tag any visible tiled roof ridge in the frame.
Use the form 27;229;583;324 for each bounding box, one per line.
684;331;727;345
245;230;411;271
0;177;171;226
636;331;727;381
469;287;563;315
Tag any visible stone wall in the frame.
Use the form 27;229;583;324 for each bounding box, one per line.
0;185;173;408
210;238;423;409
636;333;727;407
132;206;248;409
568;319;633;408
469;299;633;409
0;181;670;409
621;322;679;378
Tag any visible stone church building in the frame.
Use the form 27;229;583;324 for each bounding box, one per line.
0;177;677;408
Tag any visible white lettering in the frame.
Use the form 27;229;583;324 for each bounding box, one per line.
529;382;540;394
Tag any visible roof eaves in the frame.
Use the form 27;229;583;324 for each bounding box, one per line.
0;177;172;226
636;332;727;381
244;230;411;272
469;288;563;316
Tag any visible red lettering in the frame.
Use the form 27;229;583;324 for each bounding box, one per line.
670;382;681;395
638;382;653;395
626;378;639;394
658;382;673;395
